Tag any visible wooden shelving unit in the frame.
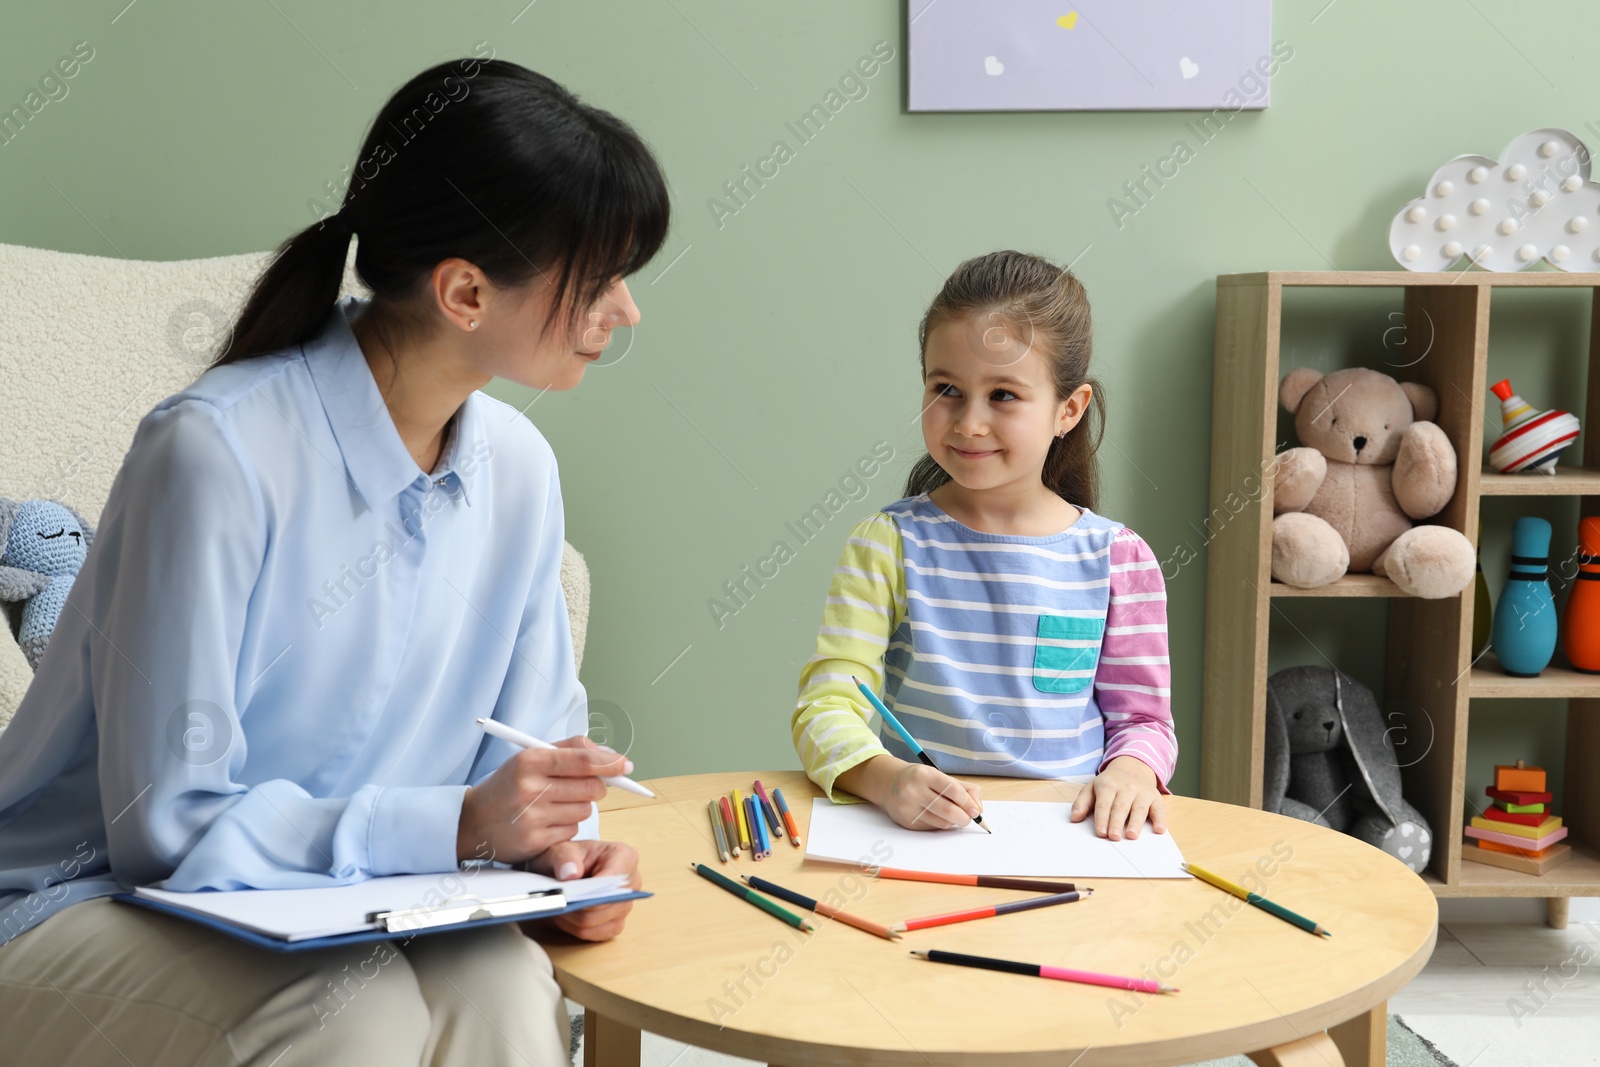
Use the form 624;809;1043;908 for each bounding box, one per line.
1200;270;1600;921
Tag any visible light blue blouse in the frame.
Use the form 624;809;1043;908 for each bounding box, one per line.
0;295;597;944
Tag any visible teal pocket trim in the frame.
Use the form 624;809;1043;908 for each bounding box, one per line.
1032;614;1105;694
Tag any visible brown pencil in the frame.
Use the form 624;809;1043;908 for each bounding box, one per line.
873;867;1079;894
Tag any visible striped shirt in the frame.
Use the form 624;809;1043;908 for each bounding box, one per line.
791;492;1176;802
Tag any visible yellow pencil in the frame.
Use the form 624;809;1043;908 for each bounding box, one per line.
732;789;752;852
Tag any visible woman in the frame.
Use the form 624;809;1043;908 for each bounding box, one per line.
0;56;669;1066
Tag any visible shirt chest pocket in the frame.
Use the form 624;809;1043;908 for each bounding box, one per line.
1032;614;1105;694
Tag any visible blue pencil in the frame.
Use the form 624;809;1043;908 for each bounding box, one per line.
755;795;772;857
852;675;990;832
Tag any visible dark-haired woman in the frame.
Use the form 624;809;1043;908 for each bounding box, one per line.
0;56;669;1065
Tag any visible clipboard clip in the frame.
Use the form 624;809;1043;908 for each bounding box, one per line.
368;889;568;933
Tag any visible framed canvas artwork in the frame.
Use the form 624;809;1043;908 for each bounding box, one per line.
908;0;1277;112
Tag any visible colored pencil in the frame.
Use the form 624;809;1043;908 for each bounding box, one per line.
910;949;1176;994
890;890;1089;933
752;795;771;858
474;718;653;797
691;863;813;932
1183;863;1330;938
772;787;802;846
851;675;990;833
742;874;899;941
873;868;1078;894
732;790;752;853
752;779;784;836
718;796;741;857
707;801;731;862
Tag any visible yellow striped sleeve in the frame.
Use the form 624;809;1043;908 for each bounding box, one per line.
791;511;906;803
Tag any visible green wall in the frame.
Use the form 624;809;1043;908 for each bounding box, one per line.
5;2;1598;799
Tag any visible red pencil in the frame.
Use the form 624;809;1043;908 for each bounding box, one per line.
890;890;1089;933
718;796;741;857
873;867;1079;894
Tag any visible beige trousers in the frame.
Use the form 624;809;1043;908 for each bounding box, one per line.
0;896;571;1066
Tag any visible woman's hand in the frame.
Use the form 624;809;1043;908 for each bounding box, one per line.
520;839;640;942
456;735;630;864
1069;755;1167;840
838;754;984;831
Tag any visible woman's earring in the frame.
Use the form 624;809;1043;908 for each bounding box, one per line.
468;320;477;330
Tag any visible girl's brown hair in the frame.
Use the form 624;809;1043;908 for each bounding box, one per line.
904;249;1105;510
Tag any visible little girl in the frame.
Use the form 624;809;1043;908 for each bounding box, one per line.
791;249;1176;841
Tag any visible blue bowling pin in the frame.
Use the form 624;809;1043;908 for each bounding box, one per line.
1492;516;1557;677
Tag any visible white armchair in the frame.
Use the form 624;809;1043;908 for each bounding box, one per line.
0;240;589;730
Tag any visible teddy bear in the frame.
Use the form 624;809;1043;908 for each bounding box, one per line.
1271;365;1476;599
1264;665;1433;874
0;497;95;670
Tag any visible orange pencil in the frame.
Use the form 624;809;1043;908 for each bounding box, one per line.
743;875;900;941
890;890;1089;934
772;787;802;846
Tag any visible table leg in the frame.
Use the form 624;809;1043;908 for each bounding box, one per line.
1328;1001;1384;1067
582;1008;641;1067
1547;896;1570;930
1247;1031;1345;1067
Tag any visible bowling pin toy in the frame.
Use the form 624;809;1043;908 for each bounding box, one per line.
1491;516;1557;677
1487;379;1580;475
1563;516;1600;673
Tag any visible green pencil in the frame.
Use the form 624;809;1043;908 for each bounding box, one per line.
690;863;814;932
1183;862;1331;938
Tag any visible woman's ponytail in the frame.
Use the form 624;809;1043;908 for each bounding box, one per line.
215;215;355;365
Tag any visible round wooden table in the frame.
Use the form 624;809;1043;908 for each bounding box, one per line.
544;771;1437;1067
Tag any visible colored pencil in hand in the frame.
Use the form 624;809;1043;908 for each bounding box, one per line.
872;868;1078;894
890;889;1089;933
707;800;731;862
1183;863;1331;938
911;949;1176;994
742;874;899;941
851;675;990;833
772;787;802;846
691;863;813;932
718;795;741;858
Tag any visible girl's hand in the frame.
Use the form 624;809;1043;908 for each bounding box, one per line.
1069;756;1166;841
835;754;984;831
883;760;985;831
456;735;630;864
520;839;640;942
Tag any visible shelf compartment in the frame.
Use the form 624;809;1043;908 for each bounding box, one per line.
1479;465;1600;496
1268;574;1408;598
1424;842;1600;897
1219;270;1600;289
1468;654;1600;698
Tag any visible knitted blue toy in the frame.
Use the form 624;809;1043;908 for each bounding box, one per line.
0;498;95;670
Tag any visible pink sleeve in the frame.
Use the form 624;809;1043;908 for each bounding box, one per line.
1094;527;1178;794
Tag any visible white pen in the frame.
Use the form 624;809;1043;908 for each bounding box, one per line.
474;717;655;798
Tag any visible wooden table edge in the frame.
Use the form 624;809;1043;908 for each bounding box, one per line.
554;918;1436;1067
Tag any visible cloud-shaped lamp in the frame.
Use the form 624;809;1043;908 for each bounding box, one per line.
1389;128;1600;272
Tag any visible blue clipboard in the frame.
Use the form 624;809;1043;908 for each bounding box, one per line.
116;888;652;953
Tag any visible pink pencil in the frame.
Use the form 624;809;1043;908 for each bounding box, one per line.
911;949;1176;994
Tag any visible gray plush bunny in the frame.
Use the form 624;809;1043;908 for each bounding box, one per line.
1263;665;1433;874
0;497;96;670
